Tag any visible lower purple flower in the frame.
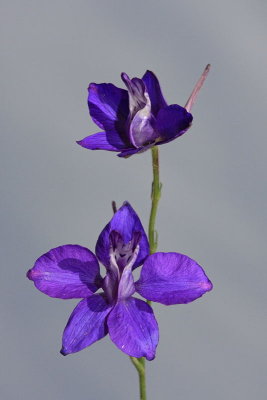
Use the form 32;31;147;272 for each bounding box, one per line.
27;202;212;360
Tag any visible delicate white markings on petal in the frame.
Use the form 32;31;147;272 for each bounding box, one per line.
118;244;140;300
110;231;141;272
121;73;147;116
129;92;157;148
109;237;120;279
104;231;141;302
102;240;120;303
121;72;158;148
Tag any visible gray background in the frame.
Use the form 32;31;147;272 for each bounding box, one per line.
1;0;266;399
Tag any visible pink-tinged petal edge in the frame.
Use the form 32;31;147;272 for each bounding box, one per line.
27;245;101;299
135;252;213;305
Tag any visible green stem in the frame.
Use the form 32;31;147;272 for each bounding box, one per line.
130;357;146;400
130;146;161;400
148;146;161;255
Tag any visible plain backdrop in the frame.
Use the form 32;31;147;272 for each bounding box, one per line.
1;0;267;399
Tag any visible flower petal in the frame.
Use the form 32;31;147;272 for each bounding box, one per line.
95;202;149;270
88;82;130;146
117;243;140;300
27;245;101;299
135;252;213;305
107;297;159;360
121;73;158;148
117;144;154;158
61;294;112;355
121;73;147;117
77;132;130;152
156;104;193;143
142;70;167;115
129;107;157;148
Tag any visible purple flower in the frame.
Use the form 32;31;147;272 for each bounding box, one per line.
77;65;210;157
27;202;212;360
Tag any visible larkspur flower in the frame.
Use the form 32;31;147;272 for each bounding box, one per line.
77;65;210;157
27;202;212;360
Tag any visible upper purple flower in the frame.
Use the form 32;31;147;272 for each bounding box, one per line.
27;202;212;360
77;67;210;157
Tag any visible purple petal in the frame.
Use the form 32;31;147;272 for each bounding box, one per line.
117;267;135;300
129;111;157;148
61;294;112;355
135;252;213;305
102;269;119;304
27;245;101;299
142;70;167;115
156;105;193;143
77;132;131;152
95;202;149;270
117;144;154;158
121;72;158;148
88;83;130;147
107;297;159;360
